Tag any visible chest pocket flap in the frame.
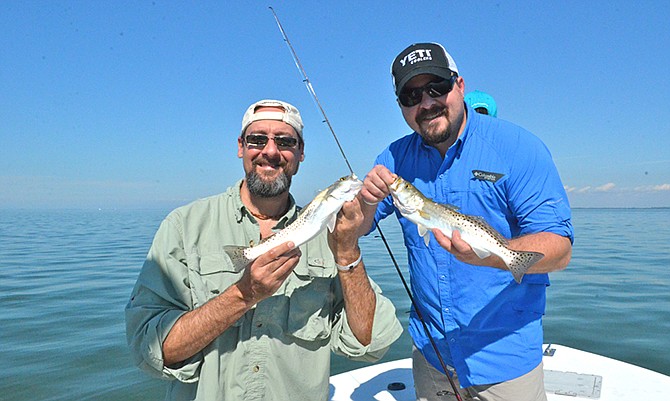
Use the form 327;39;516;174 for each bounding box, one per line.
186;251;243;309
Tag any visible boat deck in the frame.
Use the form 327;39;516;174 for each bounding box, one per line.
329;343;670;400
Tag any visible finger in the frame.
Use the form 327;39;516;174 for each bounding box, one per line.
260;247;301;278
450;230;473;254
257;241;296;265
270;250;301;279
432;228;453;251
364;167;388;187
340;198;363;218
339;199;354;215
361;178;390;202
364;166;398;200
359;189;382;206
376;165;398;186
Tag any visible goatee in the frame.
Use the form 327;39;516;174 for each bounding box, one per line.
416;105;461;146
246;170;291;198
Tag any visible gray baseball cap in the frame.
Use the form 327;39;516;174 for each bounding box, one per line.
240;99;304;138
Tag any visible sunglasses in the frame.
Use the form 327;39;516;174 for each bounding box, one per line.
398;76;457;107
243;133;300;150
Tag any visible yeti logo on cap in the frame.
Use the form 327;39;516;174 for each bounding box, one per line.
398;49;434;67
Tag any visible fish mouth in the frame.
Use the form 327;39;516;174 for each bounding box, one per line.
389;177;404;192
389;178;404;206
338;173;359;182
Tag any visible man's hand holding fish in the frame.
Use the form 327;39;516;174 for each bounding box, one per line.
360;165;561;282
235;241;302;306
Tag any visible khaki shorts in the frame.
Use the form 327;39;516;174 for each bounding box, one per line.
412;346;547;401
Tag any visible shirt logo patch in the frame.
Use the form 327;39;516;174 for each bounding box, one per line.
472;170;504;183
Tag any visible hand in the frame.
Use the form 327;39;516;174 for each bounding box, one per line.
236;241;301;304
328;198;363;265
360;165;397;206
432;229;498;267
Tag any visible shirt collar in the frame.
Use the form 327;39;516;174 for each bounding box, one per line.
231;179;298;228
457;104;477;147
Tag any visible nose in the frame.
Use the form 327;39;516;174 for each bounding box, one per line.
260;137;281;158
418;90;440;108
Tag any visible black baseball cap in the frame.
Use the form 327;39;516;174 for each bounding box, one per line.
391;42;459;96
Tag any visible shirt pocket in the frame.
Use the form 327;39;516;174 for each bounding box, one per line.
285;256;337;342
185;250;244;312
511;280;548;315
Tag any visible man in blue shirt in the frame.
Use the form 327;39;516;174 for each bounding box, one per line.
357;43;574;401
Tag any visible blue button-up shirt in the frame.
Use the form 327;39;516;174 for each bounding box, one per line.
373;107;573;387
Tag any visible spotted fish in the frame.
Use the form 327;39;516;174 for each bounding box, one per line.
224;174;363;271
389;176;543;283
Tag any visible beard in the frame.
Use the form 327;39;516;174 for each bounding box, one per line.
246;169;292;198
415;104;464;146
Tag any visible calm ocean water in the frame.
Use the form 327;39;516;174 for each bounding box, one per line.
1;208;669;400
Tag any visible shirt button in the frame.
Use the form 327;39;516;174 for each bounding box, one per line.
256;323;263;328
443;307;449;312
253;365;260;373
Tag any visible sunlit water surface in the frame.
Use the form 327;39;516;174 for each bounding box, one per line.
2;208;668;400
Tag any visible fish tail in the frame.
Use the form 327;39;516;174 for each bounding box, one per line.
505;250;545;284
223;245;252;273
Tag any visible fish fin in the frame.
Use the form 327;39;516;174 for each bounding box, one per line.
417;224;431;246
437;202;460;212
223;245;252;273
505;250;545;284
327;213;337;233
471;246;491;260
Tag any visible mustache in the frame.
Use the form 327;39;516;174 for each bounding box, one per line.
416;105;446;123
253;156;285;168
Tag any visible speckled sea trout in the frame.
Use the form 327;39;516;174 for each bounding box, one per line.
389;176;543;283
224;174;363;271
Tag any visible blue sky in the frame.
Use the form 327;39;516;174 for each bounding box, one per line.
2;1;669;209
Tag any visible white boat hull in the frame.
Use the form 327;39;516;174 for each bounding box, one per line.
329;343;670;400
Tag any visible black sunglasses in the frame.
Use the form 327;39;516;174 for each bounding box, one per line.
243;133;300;150
398;75;457;107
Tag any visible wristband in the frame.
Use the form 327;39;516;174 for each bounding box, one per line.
335;253;363;272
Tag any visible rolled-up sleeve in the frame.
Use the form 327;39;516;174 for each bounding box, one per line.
330;280;403;362
506;136;574;243
125;217;202;382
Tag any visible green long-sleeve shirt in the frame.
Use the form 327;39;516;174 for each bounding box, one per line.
125;180;402;401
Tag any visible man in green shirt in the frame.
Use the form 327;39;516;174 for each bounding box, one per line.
125;99;403;401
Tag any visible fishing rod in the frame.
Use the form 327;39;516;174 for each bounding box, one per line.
269;7;463;401
269;7;354;176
